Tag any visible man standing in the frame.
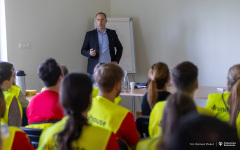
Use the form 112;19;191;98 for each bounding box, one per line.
81;12;123;81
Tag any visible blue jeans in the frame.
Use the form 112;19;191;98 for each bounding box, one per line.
89;73;95;84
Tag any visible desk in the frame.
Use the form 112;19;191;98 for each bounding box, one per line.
120;88;146;118
120;86;226;118
26;86;225;118
26;95;34;102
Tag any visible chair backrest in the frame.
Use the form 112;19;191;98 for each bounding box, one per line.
136;116;150;138
20;127;43;149
118;139;129;150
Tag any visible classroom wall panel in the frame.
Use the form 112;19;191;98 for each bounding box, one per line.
111;0;240;87
5;0;111;91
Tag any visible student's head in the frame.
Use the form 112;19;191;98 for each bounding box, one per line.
38;58;62;87
0;88;6;118
147;62;170;108
171;61;198;94
60;73;92;117
227;64;240;91
60;64;68;76
95;12;107;31
0;62;14;90
161;92;196;141
57;73;92;150
94;63;123;96
164;113;239;150
227;64;240;127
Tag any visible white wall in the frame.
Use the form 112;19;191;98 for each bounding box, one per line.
5;1;240;111
111;0;240;87
5;0;110;91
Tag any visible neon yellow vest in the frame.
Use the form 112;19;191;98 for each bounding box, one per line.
236;113;240;139
92;87;123;104
1;91;23;125
88;96;130;134
8;85;23;117
206;91;230;123
25;123;54;129
149;100;214;138
136;136;160;150
1;121;6;125
38;116;111;150
2;126;28;150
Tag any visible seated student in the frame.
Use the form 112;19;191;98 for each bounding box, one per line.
10;68;29;108
164;112;240;150
88;63;139;150
8;69;29;126
27;58;64;129
141;62;171;115
149;61;214;138
0;88;34;150
40;64;69;92
0;62;22;126
38;73;120;150
137;92;197;150
206;64;240;123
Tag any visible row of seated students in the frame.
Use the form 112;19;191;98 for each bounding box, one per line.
1;58;240;149
0;58;139;150
138;61;240;149
35;60;139;149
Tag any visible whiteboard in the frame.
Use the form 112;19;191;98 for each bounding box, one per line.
94;17;136;73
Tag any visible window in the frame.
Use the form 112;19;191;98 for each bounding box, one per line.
0;0;7;61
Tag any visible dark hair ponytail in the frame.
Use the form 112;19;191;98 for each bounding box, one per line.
57;73;92;150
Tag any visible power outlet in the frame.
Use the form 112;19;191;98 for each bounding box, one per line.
18;42;31;49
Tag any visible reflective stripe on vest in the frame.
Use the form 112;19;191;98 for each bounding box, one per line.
2;126;27;150
206;91;230;123
87;96;130;133
149;100;215;138
38;116;111;150
7;85;23;118
25;123;54;129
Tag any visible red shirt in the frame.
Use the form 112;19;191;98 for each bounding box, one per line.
27;90;64;124
116;112;139;145
12;131;35;150
106;133;120;150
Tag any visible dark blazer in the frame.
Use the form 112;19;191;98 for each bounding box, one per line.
81;28;123;73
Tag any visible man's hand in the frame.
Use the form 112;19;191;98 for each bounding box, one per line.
90;48;96;57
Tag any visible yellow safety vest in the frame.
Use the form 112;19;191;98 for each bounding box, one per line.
88;96;130;134
2;126;29;150
206;91;230;123
92;87;123;104
149;100;214;138
136;137;160;150
25;123;54;129
38;116;111;150
8;85;23;117
1;91;23;125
